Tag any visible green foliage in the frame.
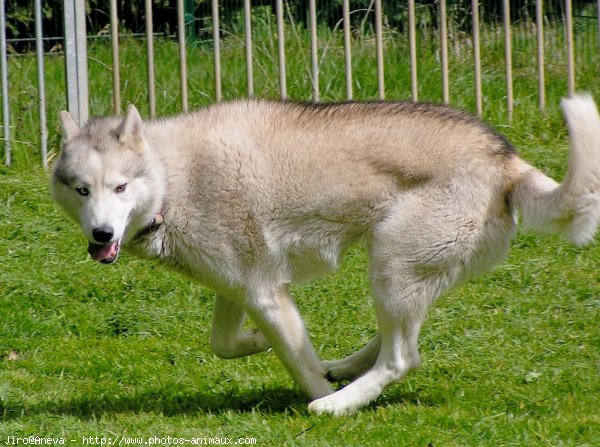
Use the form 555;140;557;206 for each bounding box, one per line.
3;6;599;167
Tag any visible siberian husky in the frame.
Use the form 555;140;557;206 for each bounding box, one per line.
51;95;600;415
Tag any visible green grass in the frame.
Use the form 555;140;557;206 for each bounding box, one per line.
1;9;600;446
1;166;599;444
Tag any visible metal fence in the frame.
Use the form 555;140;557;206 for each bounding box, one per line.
1;0;599;167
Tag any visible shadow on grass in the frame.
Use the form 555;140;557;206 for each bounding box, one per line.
0;386;308;421
1;383;444;421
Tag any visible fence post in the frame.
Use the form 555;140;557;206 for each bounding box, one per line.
439;0;449;104
408;0;418;101
343;0;352;100
276;0;287;100
63;0;89;125
0;0;10;165
212;0;222;102
177;0;189;112
145;0;156;116
110;0;121;114
503;0;513;122
565;0;575;95
309;0;319;102
536;0;545;112
472;0;483;116
244;0;254;97
375;0;384;100
35;0;48;167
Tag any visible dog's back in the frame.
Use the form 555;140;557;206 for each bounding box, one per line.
144;100;519;284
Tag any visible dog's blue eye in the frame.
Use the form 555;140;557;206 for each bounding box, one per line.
76;187;89;196
115;183;127;193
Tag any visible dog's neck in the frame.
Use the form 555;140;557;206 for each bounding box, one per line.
133;210;164;241
148;211;164;231
143;210;165;236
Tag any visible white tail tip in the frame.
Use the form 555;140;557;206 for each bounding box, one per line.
561;93;600;125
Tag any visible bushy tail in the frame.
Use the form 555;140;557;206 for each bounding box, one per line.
511;93;600;245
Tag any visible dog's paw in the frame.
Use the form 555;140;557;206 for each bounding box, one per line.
323;366;348;383
211;328;271;359
247;328;271;352
308;392;359;416
322;360;361;382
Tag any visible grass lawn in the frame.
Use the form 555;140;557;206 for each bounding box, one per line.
1;12;600;446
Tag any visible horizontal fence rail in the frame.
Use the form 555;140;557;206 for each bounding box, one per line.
1;0;599;167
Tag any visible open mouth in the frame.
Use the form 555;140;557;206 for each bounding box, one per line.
87;240;121;264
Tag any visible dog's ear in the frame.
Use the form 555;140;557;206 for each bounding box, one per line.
117;104;144;148
60;111;80;143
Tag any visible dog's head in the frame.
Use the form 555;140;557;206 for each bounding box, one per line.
51;105;164;263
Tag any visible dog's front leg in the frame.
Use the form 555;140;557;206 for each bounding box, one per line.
210;294;271;359
244;284;334;400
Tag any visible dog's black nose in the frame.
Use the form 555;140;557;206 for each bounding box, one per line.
92;225;114;243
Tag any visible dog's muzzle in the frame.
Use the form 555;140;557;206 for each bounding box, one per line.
87;213;163;264
88;239;121;263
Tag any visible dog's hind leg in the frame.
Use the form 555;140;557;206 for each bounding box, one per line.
309;200;485;415
308;272;436;415
210;294;271;359
323;335;381;382
244;284;334;400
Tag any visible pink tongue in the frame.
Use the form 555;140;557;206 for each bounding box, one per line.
88;242;117;261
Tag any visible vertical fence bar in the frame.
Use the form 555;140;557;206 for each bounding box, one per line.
177;0;188;112
35;0;48;167
110;0;121;114
565;0;575;95
408;0;418;101
598;0;600;57
439;0;449;104
276;0;287;99
343;0;353;100
0;0;10;165
503;0;513;121
244;0;254;97
309;0;319;102
144;0;156;116
212;0;222;102
471;0;483;116
64;0;89;125
536;0;545;111
375;0;384;99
